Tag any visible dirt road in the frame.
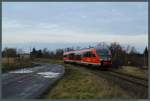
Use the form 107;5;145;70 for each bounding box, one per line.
2;63;65;99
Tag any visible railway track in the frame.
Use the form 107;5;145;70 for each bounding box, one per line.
90;68;148;98
108;70;148;87
71;64;148;98
110;70;148;81
71;64;148;88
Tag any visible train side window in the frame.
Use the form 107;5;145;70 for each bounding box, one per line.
76;55;81;60
69;53;74;59
88;52;92;57
68;54;71;59
92;54;96;57
83;52;88;57
83;51;92;57
64;55;67;58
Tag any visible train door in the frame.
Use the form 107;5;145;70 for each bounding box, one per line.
82;51;93;64
68;53;75;62
74;52;82;63
91;51;99;64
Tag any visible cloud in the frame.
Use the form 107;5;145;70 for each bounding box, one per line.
38;23;59;29
2;2;148;49
81;15;87;18
2;20;23;29
2;2;147;36
2;20;148;47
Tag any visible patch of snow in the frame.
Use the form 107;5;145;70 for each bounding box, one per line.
9;69;33;74
37;72;60;78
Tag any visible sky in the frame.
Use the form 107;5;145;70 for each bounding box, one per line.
2;2;148;53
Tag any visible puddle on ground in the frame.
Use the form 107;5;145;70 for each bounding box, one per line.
9;69;33;74
37;72;60;78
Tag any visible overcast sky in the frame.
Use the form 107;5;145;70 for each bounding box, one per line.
2;2;148;53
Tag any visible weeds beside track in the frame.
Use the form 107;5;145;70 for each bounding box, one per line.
73;64;148;98
108;70;148;87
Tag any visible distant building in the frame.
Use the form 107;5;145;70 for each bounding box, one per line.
19;53;30;59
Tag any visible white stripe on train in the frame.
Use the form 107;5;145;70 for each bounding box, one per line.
64;60;101;66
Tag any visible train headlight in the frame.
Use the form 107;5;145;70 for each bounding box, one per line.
108;58;111;60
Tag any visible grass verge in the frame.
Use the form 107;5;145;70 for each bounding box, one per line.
38;59;134;99
113;66;148;80
2;59;35;73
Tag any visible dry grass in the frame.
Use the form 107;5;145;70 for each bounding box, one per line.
42;59;134;99
115;66;148;80
34;58;63;64
19;58;144;99
2;57;15;64
2;57;34;72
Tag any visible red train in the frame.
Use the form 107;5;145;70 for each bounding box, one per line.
63;48;112;68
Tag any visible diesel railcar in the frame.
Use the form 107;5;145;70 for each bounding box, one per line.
63;48;112;68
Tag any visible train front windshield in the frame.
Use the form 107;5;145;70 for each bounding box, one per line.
96;49;111;60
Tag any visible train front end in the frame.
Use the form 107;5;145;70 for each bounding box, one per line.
96;48;112;67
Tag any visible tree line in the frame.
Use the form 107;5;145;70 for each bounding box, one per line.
2;42;148;68
109;42;148;68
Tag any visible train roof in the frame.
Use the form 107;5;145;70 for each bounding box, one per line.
63;48;96;55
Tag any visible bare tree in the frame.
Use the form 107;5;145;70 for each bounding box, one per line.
2;48;17;66
143;46;148;66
